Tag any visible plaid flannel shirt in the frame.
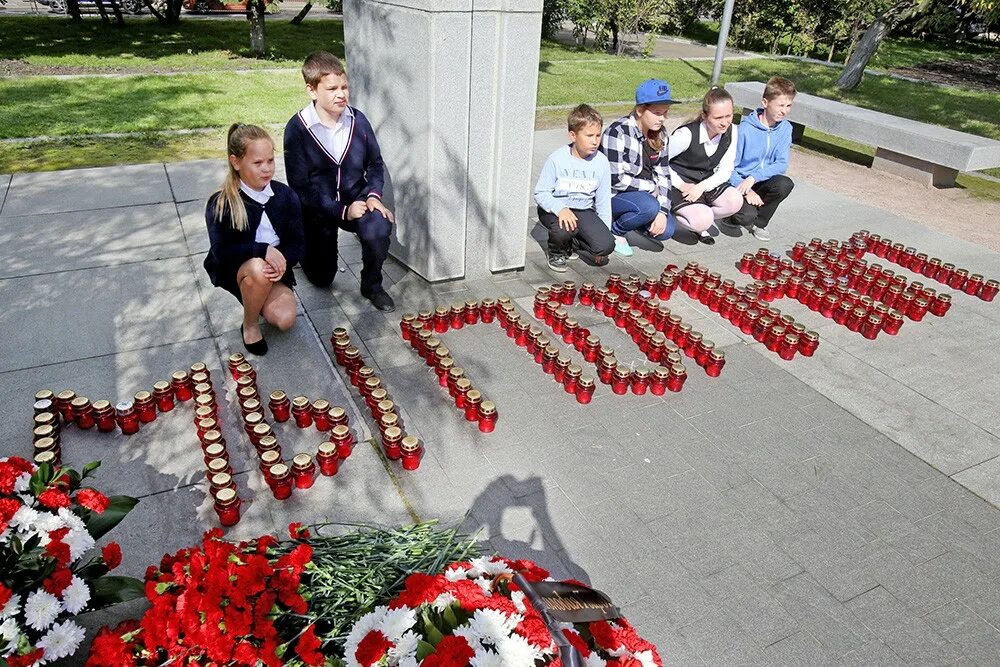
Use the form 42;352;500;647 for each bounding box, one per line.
601;114;672;213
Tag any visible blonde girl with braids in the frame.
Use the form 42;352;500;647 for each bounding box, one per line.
204;123;304;356
666;86;744;245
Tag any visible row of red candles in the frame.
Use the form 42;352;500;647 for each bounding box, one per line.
397;317;509;423
330;328;424;469
535;278;725;377
854;231;998;302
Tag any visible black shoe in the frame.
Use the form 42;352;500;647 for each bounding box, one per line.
241;324;268;356
366;291;396;312
547;253;568;272
698;233;716;245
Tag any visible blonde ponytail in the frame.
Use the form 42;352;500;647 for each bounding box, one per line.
213;123;273;232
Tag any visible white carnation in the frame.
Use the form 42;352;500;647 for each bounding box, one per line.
584;653;608;667
467;608;520;644
0;617;21;651
511;590;527;613
635;650;657;667
61;576;90;614
0;594;20;620
63;527;95;562
57;508;86;534
496;633;543;665
36;620;85;663
344;607;387;667
474;577;493;594
24;590;61;631
13;473;31;494
430;592;457;613
471;647;504;667
444;566;469;582
473;557;512;576
378;607;416;642
388;630;419;663
10;506;40;533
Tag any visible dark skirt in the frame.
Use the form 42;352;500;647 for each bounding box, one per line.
215;265;296;304
669;182;733;213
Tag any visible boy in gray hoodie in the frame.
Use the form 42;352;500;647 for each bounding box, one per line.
726;76;797;241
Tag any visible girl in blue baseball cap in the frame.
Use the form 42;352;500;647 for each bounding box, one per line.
598;79;679;256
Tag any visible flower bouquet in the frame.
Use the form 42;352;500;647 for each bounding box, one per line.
0;457;140;667
343;556;662;667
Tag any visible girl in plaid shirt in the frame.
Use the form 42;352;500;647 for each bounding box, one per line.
600;79;679;257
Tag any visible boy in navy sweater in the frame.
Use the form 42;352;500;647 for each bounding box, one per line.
283;51;396;312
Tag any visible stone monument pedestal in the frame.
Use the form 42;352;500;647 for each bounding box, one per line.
343;0;543;282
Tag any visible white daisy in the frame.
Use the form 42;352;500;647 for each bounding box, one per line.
474;577;493;594
62;527;95;562
445;566;470;582
467;609;520;644
13;473;31;494
56;508;85;534
61;576;90;614
10;506;40;533
430;592;457;613
495;633;542;666
0;617;21;649
388;630;419;663
36;620;85;663
24;590;61;631
470;647;504;667
473;557;513;577
0;593;20;620
378;607;416;642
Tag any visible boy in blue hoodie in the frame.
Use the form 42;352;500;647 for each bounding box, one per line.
726;76;796;241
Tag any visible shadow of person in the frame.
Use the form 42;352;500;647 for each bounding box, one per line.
465;475;591;585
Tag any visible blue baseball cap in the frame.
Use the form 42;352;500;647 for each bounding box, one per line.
635;79;678;105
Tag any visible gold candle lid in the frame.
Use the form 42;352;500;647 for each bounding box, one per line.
400;435;421;452
634;368;650;379
377;399;395;414
556;354;571;366
448;367;465;380
329;406;346;420
241;398;261;412
435;346;451;359
292;395;310;409
204;443;226;458
228;352;245;365
364;377;381;391
401;313;417;323
710;349;725;361
34;437;57;452
134;390;152;402
207;458;228;474
312;399;330;412
585;335;600;346
670;364;687;375
210;472;232;488
578;376;595;389
331;326;350;339
418;308;434;319
435;305;449;316
450;302;464;312
190;362;208;375
653;365;670;379
171;370;189;382
261;450;282;466
269;463;289;479
235;362;254;376
203;430;223;444
258;434;277;449
465;389;482;403
439;358;455;371
92;399;111;411
194;394;214;409
566;364;582;377
195;406;215;420
152;381;170;392
465;299;479;309
35;390;55;402
238;386;258;400
292;453;313;469
56;390;76;401
193;382;212;395
318;441;336;456
192;372;211;385
214;487;237;505
269;390;287;402
70;396;89;408
244;411;263;426
384;426;403;440
455;378;472;392
332;424;350;438
380;413;399;428
34;451;57;465
253;423;272;438
481;298;496;307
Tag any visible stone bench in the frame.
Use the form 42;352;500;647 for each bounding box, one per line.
725;80;1000;187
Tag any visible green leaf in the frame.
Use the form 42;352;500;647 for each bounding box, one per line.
425;622;444;646
84;496;138;540
82;461;101;478
88;576;145;610
416;640;436;661
442;604;459;631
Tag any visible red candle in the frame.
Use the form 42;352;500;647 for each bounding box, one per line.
93;400;116;432
883;310;904;335
464;390;483;422
71;397;96;430
480;298;497;323
611;367;630;395
291;396;312;428
477;402;498;434
291;453;317;489
980;279;999;302
575;376;595;404
666;365;687;392
400;313;416;340
401;435;423;469
563;365;582;395
267;464;293;500
332;424;354;459
433;306;450;333
798;331;820;356
213;488;241;527
778;334;799;361
312;399;332;431
171;371;194;401
269;391;291;422
631;369;650;395
134;391;157;423
318;442;339;475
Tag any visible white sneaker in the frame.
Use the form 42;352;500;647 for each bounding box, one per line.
750;226;771;241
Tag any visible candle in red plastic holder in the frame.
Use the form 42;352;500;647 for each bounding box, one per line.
400;313;417;341
210;472;236;496
646;366;667;395
860;314;882;340
738;253;754;273
267;464;294;500
561;318;580;346
447;367;466;398
463;300;480;325
374;399;395;424
947;267;968;290
225;352;244;380
92;400;116;432
596;355;616;385
70;396;95;430
551;309;569;336
846;307;866;333
582;335;601;363
259;450;282;480
444;303;463;329
331;424;354;458
477;402;498;435
547;355;568;385
435;358;454;387
452;388;479;422
147;380;173;413
979;279;999;302
432;305;450;333
963;274;984;297
133;391;157;423
541;346;560;375
206;457;232;478
401;435;424;469
454;378;472;409
288;396;311;428
591;287;608;312
354;367;375;392
695;339;715;368
317;441;339;475
573;326;590;353
665;364;686;392
569;375;594;404
213;488;241;527
382;426;404;459
602;293;620;319
309;399;330;431
923;257;942;280
422;338;441;366
54;390;76;423
200;428;224;452
480;298;497;323
255;434;278;457
561;364;581;395
290;453;316;490
630;368;650;395
778;334;799;361
263;390;288;422
796;330;819;357
606;273;622;294
203;443;228;469
883;310;904;335
557;280;575;305
579;282;595;306
362;377;382;402
513;320;530;346
908;298;930;322
525;326;541;355
610;366;630;395
378;412;400;440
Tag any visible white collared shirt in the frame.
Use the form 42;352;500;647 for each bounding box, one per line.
300;102;354;163
240;181;281;246
667;121;738;190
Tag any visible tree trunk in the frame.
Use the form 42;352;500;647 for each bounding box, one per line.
93;0;110;22
836;0;914;90
143;0;166;21
107;0;124;25
248;0;266;57
827;42;835;61
290;0;311;24
67;0;82;21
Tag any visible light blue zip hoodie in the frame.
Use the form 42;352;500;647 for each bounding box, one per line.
729;109;793;186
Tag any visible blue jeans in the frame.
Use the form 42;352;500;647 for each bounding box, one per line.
610;191;675;240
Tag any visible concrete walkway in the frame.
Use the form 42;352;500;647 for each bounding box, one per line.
3;128;1000;663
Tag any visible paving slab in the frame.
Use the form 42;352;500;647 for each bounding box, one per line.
2;163;174;216
165;157;287;204
0;174;11;214
177;199;210;255
0;256;212;372
0;203;188;279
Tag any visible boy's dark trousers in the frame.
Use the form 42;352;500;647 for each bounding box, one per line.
537;207;616;266
730;174;794;228
300;210;392;296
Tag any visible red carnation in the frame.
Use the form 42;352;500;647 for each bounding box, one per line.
8;648;45;667
45;537;71;566
43;568;74;596
76;488;110;514
562;629;592;658
288;522;310;540
390;572;447;609
589;620;623;651
0;497;21;533
422;635;475;667
102;542;123;570
355;630;392;667
85;623;138;667
38;488;72;510
295;624;324;666
515;615;553;650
